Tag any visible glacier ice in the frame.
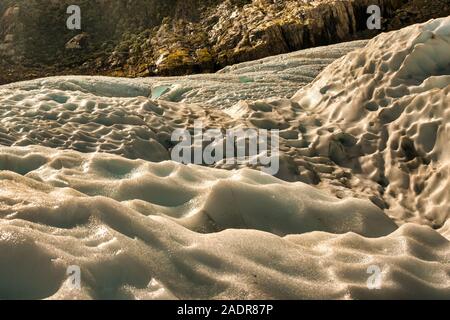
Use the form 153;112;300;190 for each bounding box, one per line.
0;18;449;299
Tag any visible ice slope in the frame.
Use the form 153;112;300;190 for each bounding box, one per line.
0;18;449;299
293;17;450;228
2;40;367;109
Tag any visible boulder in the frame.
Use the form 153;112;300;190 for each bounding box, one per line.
65;33;89;50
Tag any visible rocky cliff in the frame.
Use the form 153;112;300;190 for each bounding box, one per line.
0;0;448;84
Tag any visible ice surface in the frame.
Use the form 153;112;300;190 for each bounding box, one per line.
0;19;449;299
0;146;448;299
3;40;366;109
293;16;450;228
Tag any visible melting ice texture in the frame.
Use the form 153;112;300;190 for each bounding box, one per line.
0;18;449;299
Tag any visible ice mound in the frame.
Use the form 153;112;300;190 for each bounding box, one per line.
0;18;450;299
0;146;397;237
293;16;450;229
0;146;448;299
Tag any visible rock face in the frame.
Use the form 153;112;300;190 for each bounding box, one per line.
387;0;450;30
0;0;449;84
0;4;20;60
